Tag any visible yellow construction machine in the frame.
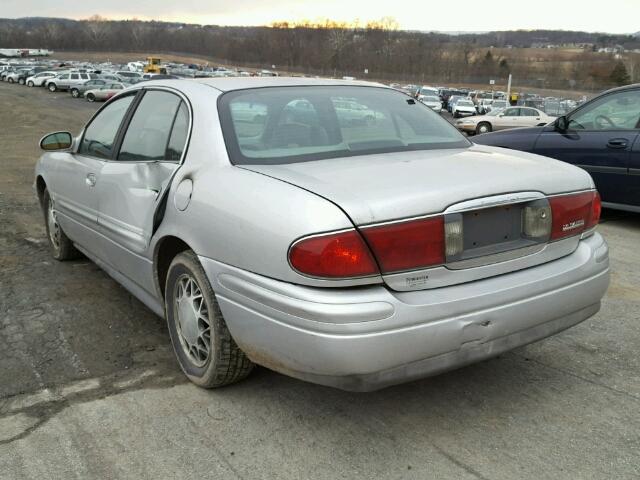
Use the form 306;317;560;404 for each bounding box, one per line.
144;57;167;74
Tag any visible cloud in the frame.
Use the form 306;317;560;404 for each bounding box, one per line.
2;0;639;34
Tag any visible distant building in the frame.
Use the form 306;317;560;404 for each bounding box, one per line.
0;48;52;58
597;45;625;54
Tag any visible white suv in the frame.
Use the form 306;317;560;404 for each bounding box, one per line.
26;71;59;87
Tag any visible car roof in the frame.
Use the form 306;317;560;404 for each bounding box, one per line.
600;82;640;95
191;76;386;92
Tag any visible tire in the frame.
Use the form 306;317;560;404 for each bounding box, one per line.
86;93;96;102
42;189;79;261
27;80;34;87
48;83;57;92
18;78;25;85
71;88;80;98
165;251;254;388
476;122;492;134
8;77;14;84
453;112;459;118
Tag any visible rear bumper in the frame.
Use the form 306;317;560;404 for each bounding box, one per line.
200;233;609;391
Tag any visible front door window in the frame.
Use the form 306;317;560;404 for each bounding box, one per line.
79;95;135;159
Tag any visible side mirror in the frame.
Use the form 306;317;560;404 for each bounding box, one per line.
40;131;73;151
555;116;568;132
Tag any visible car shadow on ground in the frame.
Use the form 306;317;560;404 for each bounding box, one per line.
600;208;640;229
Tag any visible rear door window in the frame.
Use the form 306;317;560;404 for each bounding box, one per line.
166;102;190;161
117;90;182;161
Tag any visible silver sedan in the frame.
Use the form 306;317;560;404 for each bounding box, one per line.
35;78;609;391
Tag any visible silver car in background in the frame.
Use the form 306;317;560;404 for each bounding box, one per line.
35;78;609;391
83;82;127;102
457;106;556;135
46;71;98;92
420;95;443;112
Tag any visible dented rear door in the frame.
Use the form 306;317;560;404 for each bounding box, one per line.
95;90;190;290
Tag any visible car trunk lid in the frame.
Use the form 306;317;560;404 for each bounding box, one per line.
241;145;594;290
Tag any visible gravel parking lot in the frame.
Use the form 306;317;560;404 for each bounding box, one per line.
1;81;639;479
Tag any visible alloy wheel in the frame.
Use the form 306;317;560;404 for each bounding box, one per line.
173;274;211;367
47;199;61;251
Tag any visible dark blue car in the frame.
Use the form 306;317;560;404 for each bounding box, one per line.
474;84;640;212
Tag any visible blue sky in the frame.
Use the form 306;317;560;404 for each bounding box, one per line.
3;0;639;34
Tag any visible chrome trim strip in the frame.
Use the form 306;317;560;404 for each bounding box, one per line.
580;227;597;240
446;243;545;270
537;189;595;199
444;191;545;214
359;212;443;229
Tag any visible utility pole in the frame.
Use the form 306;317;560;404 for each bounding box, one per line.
506;73;512;105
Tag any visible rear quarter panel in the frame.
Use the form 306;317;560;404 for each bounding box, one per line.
149;81;375;288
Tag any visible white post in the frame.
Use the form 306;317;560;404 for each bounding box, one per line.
506;74;512;105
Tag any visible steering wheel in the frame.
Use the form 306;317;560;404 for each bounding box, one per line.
595;114;616;129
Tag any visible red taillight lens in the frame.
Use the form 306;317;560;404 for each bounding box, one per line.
588;192;601;229
361;216;445;273
549;191;600;240
289;230;379;278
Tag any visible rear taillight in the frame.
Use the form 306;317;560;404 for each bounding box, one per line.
361;216;445;273
522;204;552;239
289;230;379;278
289;191;599;279
589;192;602;229
549;191;600;240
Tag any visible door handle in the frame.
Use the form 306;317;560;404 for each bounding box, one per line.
607;139;628;149
86;173;97;187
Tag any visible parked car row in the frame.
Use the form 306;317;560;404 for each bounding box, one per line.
1;62;180;102
393;82;584;121
1;56;275;102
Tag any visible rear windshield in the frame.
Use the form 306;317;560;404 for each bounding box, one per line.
219;86;470;165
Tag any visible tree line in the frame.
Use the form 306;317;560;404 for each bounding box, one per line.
1;16;638;90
